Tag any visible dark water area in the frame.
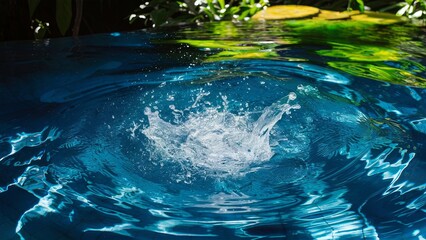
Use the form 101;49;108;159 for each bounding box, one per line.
1;20;426;239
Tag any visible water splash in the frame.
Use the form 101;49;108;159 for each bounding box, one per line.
141;92;300;179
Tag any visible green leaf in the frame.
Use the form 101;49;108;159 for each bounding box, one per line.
183;0;197;13
34;19;48;39
229;6;240;15
207;0;218;15
356;0;365;13
151;9;169;26
28;0;41;19
203;8;215;20
34;27;47;39
249;6;258;15
238;9;250;20
56;0;72;36
218;0;225;9
397;4;410;16
167;1;180;13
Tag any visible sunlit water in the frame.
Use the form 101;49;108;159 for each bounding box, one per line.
1;21;426;240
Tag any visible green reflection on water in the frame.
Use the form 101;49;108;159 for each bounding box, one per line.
317;43;406;62
314;37;426;87
174;19;426;87
328;61;426;87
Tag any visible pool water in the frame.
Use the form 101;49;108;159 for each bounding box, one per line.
1;20;426;239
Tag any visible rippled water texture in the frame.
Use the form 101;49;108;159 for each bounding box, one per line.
1;21;426;240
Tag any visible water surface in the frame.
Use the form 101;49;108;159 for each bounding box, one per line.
1;20;426;239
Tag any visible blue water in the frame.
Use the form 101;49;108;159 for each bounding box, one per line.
1;21;426;239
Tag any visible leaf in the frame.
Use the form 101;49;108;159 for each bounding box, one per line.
250;6;258;15
56;0;72;36
34;20;48;39
207;0;218;15
238;9;250;20
218;0;225;9
167;1;181;13
396;4;410;16
229;6;240;15
355;0;365;13
183;0;197;13
34;27;47;40
28;0;41;19
151;9;169;26
412;10;423;18
203;8;214;20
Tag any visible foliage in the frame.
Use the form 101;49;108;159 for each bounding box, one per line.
55;0;72;36
27;0;74;38
396;0;426;19
128;0;371;27
347;0;365;12
31;19;49;40
1;0;425;41
129;0;269;27
28;0;41;19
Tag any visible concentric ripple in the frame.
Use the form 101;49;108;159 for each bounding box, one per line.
1;26;426;240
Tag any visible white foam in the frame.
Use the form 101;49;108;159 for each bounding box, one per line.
141;93;300;179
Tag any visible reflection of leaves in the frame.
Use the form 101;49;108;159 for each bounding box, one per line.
317;41;426;87
175;21;304;62
328;61;426;87
282;16;410;46
283;19;377;44
174;20;426;87
317;43;406;61
178;39;254;51
206;50;279;62
178;39;279;61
